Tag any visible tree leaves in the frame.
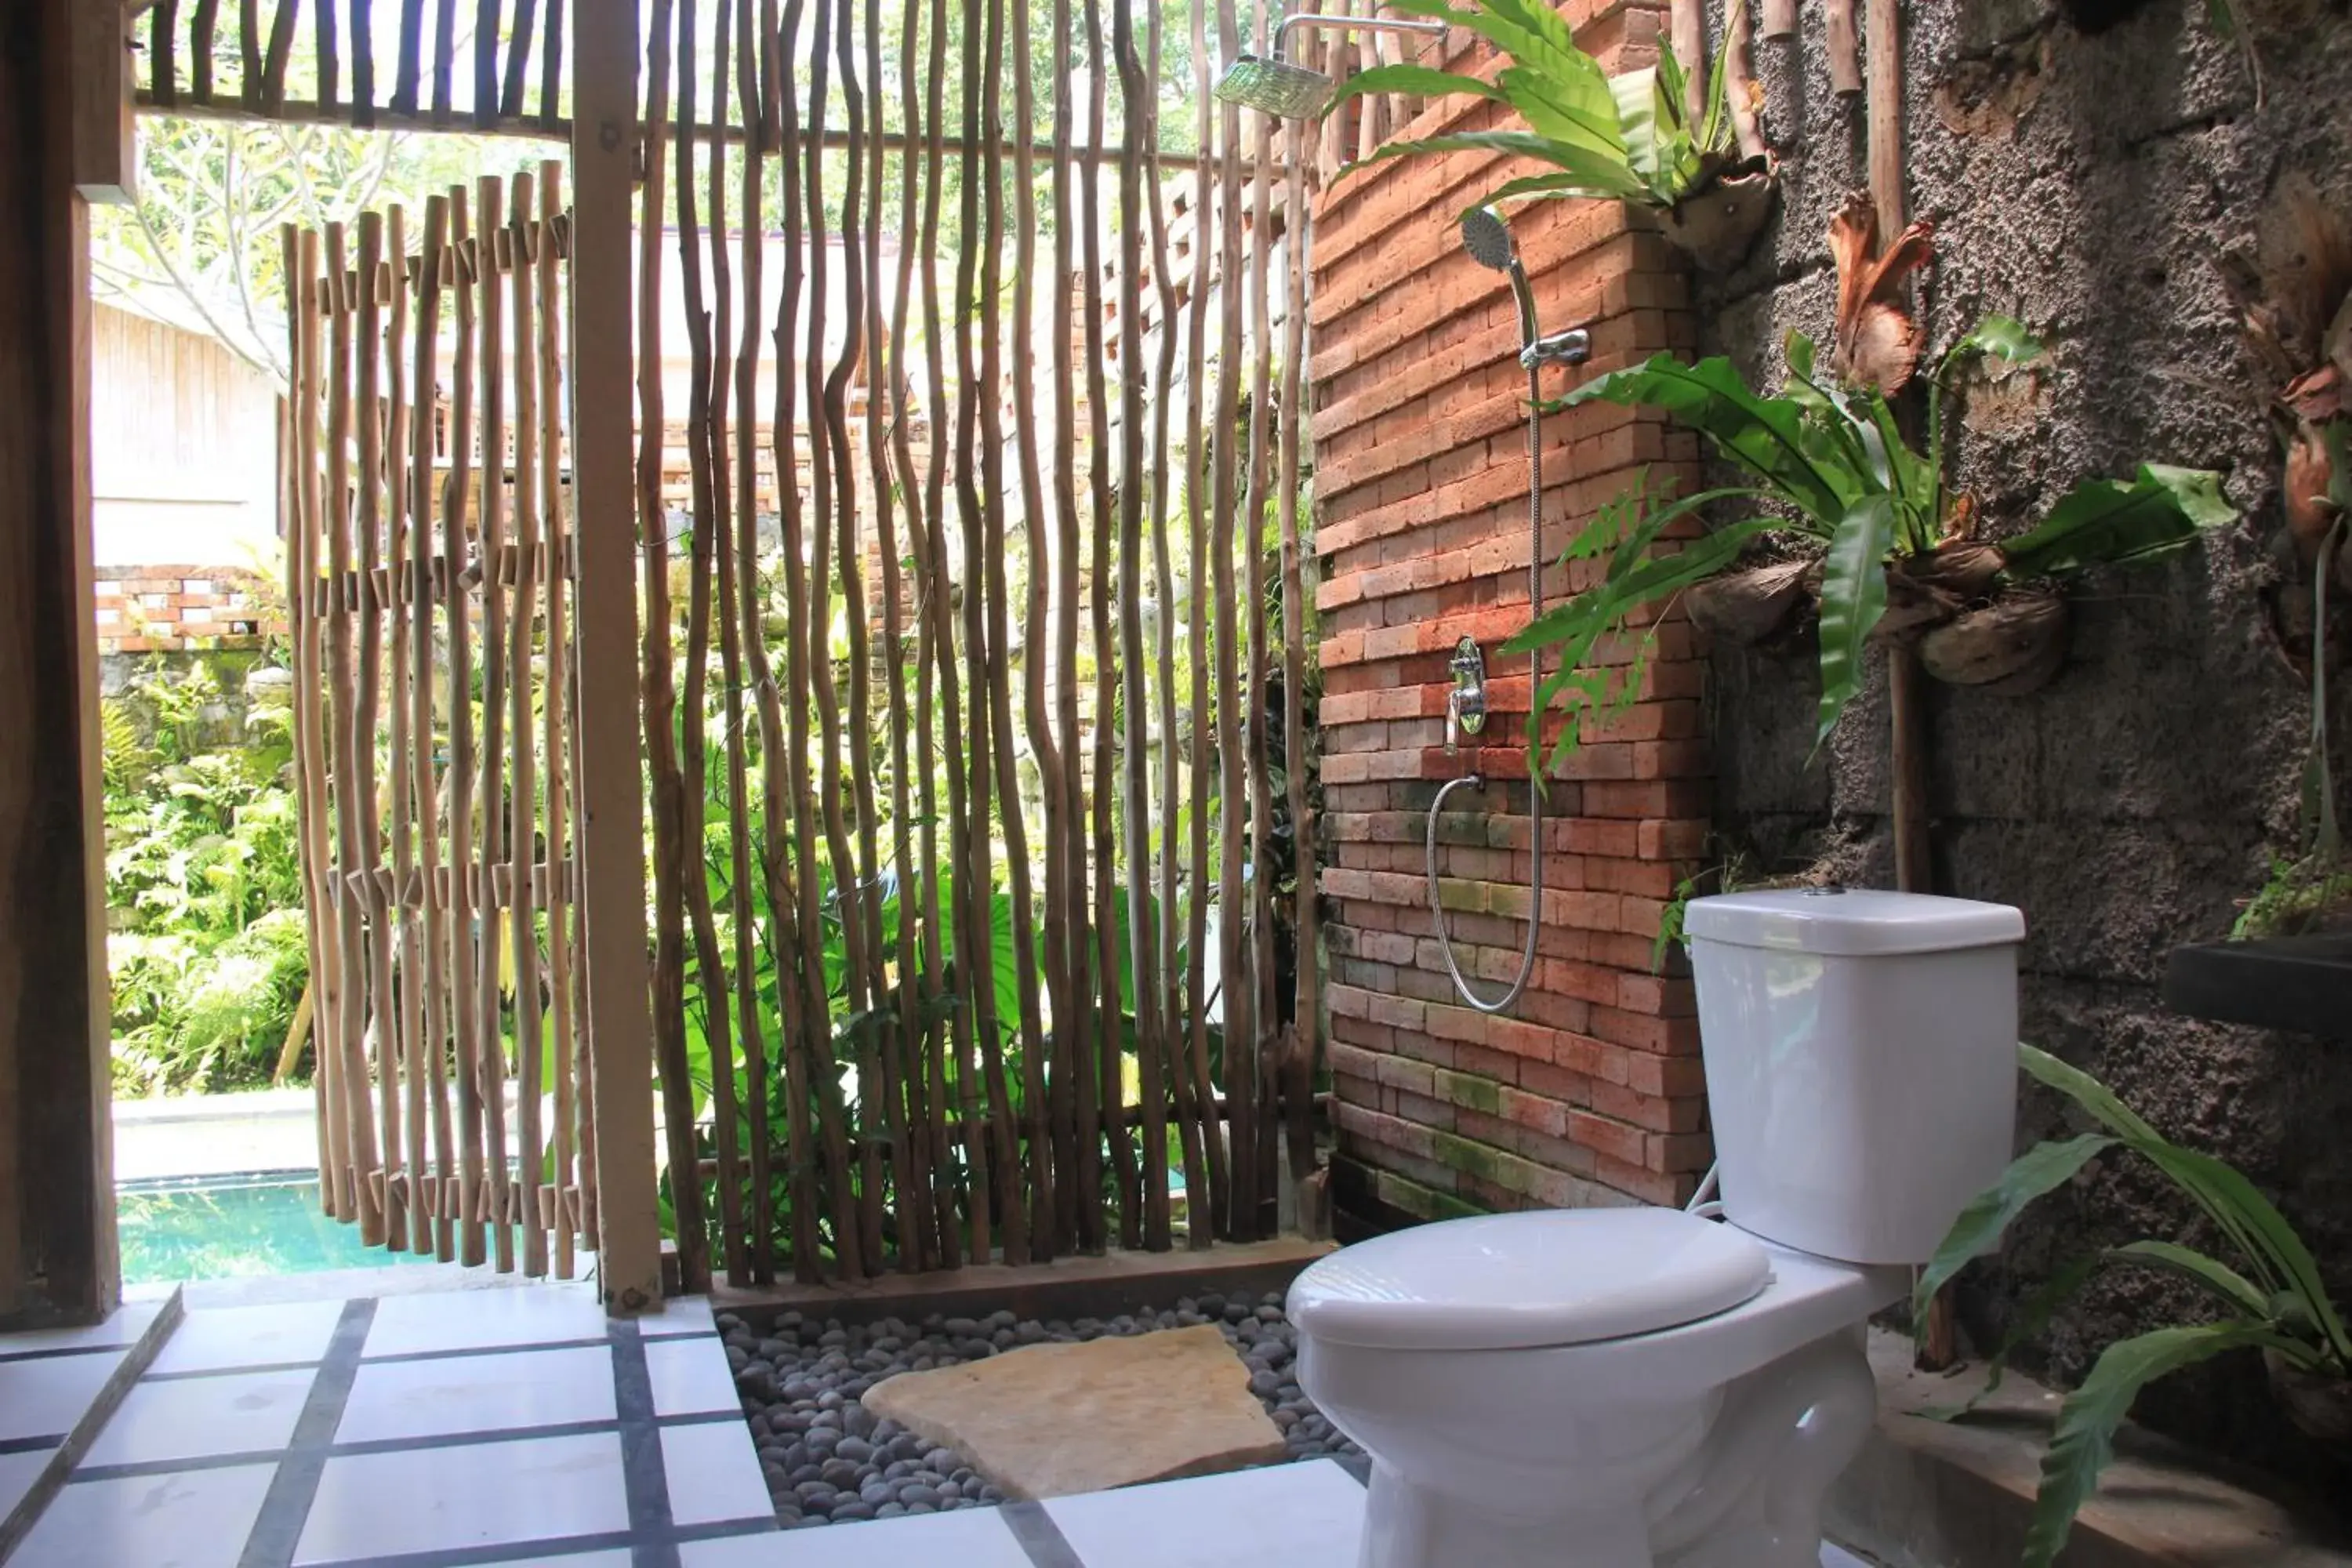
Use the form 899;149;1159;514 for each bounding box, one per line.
1999;465;2239;580
2023;1323;2287;1568
1813;494;1895;745
1563;353;1858;524
1911;1132;2118;1331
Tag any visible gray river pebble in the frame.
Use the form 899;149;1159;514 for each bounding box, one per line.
720;1290;1360;1528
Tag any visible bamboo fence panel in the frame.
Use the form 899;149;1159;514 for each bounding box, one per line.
239;0;1330;1284
140;0;570;122
281;176;594;1279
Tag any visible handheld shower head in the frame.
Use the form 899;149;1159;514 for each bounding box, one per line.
1458;205;1518;271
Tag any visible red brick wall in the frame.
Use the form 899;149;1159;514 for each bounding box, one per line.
94;567;282;654
1310;0;1715;1230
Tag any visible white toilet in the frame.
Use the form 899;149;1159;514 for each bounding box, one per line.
1290;888;2025;1568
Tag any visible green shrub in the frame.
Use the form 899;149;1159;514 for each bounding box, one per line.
103;662;306;1096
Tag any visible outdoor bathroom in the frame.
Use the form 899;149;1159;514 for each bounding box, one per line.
3;0;2350;1563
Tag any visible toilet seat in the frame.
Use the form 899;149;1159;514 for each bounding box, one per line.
1288;1207;1773;1352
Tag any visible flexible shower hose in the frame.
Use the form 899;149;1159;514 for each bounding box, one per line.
1424;347;1546;1015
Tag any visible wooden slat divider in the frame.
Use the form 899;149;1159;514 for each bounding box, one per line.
269;0;1326;1285
474;174;514;1275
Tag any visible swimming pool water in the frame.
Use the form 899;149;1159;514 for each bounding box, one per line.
117;1174;443;1284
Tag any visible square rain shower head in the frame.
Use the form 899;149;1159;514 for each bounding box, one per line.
1212;53;1337;119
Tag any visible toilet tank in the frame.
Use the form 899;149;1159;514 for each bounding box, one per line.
1685;889;2025;1265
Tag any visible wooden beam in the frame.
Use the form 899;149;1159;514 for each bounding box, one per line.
132;93;1284;172
74;0;138;203
570;0;665;1316
0;0;119;1329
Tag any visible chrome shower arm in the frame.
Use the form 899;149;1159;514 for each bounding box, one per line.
1272;13;1446;60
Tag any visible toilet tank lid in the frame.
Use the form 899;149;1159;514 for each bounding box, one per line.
1287;1207;1771;1352
1685;888;2025;956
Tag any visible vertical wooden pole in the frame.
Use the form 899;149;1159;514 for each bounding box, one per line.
731;0;783;1287
476;175;514;1273
1112;0;1171;1254
508;172;547;1277
384;205;432;1255
326;223;390;1246
410;194;458;1262
1081;0;1138;1253
1047;0;1100;1257
949;0;1025;1268
1762;0;1799;42
1140;0;1209;1247
1276;122;1319;1210
536;163;578;1276
287;226;350;1223
1243;68;1279;1243
910;0;974;1272
1184;0;1229;1242
1827;0;1862;95
1009;0;1065;1265
673;0;743;1285
443;192;488;1266
0;0;118;1323
862;0;931;1271
571;0;665;1313
1210;0;1250;1243
356;211;407;1247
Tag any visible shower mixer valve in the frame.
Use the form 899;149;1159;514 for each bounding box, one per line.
1445;636;1487;753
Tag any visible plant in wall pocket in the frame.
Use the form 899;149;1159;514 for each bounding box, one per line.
1502;193;2240;774
2217;183;2352;939
1324;0;1777;271
1914;1042;2352;1567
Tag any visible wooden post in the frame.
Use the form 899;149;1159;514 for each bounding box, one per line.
1864;0;1954;1370
72;0;138;204
570;0;666;1315
0;0;119;1328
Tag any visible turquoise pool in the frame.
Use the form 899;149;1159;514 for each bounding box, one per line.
117;1174;443;1284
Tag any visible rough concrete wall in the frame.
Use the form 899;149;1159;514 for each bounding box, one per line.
1696;0;2352;1494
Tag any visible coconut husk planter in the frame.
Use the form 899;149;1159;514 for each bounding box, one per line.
2267;1350;2352;1454
1918;590;2070;695
1686;557;1813;644
1659;162;1780;274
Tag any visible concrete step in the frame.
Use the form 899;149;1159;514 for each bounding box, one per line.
1830;1329;2352;1568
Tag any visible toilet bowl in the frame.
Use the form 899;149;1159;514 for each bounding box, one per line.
1290;890;2026;1568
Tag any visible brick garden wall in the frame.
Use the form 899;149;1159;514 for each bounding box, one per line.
1309;0;1718;1233
94;567;281;655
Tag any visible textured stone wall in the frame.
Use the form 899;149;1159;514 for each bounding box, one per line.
1697;0;2352;1494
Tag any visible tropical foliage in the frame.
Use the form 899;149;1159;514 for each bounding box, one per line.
1915;1043;2350;1568
1501;194;2238;775
1325;0;1755;213
105;662;308;1095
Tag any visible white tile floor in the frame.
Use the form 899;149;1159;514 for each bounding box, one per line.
6;1289;1890;1568
6;1289;779;1568
0;1299;170;1544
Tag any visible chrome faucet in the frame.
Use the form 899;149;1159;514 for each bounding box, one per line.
1444;636;1487;753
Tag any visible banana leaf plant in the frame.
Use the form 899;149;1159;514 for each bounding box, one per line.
1501;194;2238;778
1913;1043;2351;1568
1323;0;1771;263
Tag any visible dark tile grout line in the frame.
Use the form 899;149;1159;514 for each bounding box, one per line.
0;1341;146;1365
295;1514;777;1568
238;1296;379;1568
610;1319;685;1568
71;1410;749;1485
140;1326;719;1383
0;1285;185;1563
